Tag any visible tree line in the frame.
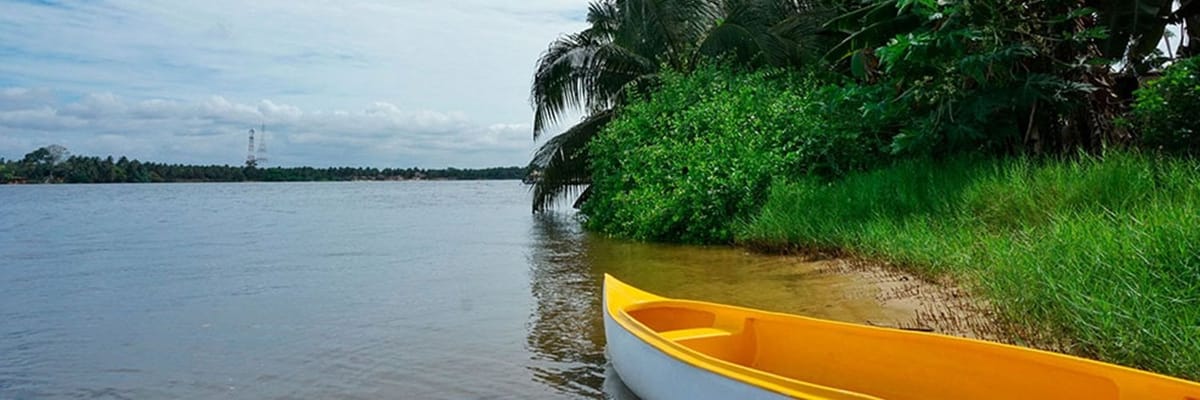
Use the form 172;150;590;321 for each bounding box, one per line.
0;146;528;184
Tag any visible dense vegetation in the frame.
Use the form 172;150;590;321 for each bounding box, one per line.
530;0;1200;212
530;0;1200;378
0;146;526;184
1131;56;1200;154
585;66;887;242
526;0;835;211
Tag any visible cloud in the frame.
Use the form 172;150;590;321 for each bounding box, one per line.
0;107;87;131
0;88;56;111
0;0;591;167
0;88;534;167
61;93;127;119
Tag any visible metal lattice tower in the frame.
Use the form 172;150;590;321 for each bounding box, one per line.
256;123;268;166
246;128;257;168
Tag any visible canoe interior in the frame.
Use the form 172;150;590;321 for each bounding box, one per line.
607;275;1200;400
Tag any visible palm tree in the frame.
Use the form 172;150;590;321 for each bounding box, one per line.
528;0;836;212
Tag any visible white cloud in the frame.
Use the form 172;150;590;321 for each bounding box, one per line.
0;107;87;131
0;0;591;167
258;100;303;122
131;99;188;120
61;93;128;119
0;88;56;111
0;89;535;168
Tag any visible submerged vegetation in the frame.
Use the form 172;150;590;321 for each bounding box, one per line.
530;0;1200;378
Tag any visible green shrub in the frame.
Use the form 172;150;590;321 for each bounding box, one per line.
583;65;889;243
1133;57;1200;154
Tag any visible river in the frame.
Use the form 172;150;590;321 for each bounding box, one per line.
0;182;910;399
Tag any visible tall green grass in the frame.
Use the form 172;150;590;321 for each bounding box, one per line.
739;152;1200;379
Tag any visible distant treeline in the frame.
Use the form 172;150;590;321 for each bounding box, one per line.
0;146;529;184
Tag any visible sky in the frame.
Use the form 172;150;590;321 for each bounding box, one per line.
0;0;589;168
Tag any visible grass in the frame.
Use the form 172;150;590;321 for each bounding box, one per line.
738;151;1200;380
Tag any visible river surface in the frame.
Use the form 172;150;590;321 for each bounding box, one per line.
0;182;899;399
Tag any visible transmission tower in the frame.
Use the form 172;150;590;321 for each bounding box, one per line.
256;123;268;166
246;128;257;168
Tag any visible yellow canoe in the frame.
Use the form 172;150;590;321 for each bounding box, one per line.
603;274;1200;400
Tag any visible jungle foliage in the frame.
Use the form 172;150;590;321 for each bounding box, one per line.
584;66;889;242
1131;56;1200;154
530;0;1200;210
527;0;838;211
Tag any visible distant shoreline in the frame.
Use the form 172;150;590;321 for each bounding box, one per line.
2;147;532;184
0;177;528;185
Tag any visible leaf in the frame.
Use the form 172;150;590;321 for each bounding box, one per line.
530;109;616;212
851;50;870;79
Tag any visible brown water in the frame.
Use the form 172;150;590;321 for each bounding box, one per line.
529;213;920;399
1;182;913;399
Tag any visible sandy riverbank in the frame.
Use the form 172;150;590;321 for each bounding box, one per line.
791;257;1066;350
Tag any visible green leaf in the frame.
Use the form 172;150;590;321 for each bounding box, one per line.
851;50;869;79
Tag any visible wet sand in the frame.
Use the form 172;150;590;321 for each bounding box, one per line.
797;258;1007;342
589;237;1012;344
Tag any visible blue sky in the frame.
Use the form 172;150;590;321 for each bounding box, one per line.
0;0;589;167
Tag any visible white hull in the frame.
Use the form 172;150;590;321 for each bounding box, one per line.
603;307;791;400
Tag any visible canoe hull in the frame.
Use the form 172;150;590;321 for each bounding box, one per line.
603;303;791;400
602;274;1200;400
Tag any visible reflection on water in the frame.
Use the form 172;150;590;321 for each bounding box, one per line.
0;183;905;399
526;213;610;398
525;212;912;398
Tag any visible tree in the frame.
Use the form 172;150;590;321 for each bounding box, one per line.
1179;1;1200;57
45;144;69;165
528;0;838;211
20;145;70;182
824;0;1200;155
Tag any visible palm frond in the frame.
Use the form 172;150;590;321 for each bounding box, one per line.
613;0;724;69
531;109;616;212
531;32;607;138
588;43;658;106
697;23;767;65
588;0;622;40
